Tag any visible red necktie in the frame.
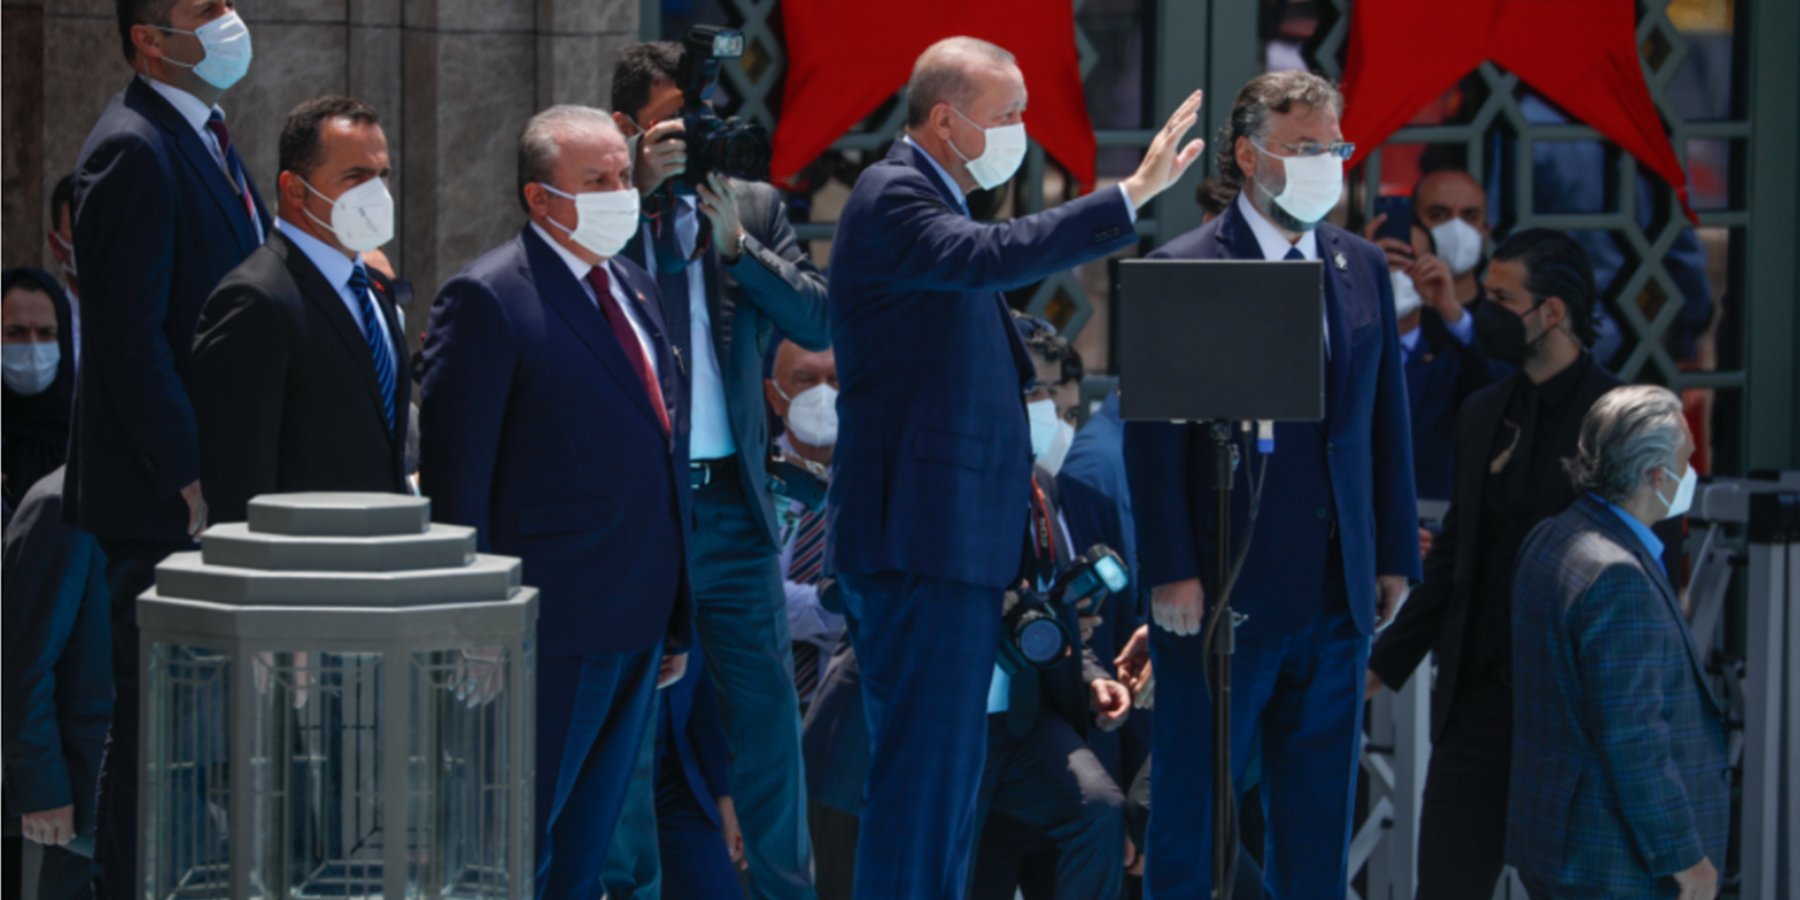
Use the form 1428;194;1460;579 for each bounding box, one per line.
205;112;259;228
586;264;671;437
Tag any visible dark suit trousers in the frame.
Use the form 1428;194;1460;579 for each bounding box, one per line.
689;474;814;900
971;714;1124;900
536;648;662;900
1416;670;1512;900
92;537;192;900
838;571;1003;900
1144;572;1368;900
656;748;746;900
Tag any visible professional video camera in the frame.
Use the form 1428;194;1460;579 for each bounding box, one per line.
668;26;772;193
998;544;1130;675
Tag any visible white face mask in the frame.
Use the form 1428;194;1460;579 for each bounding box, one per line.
1391;269;1424;319
949;107;1028;191
1039;421;1075;476
2;342;60;396
1027;398;1060;461
1251;139;1343;227
539;184;640;259
1655;463;1698;519
1430;218;1484;275
778;382;838;447
50;232;78;278
158;11;254;90
303;176;394;253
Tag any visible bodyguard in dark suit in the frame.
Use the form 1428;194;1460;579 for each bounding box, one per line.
66;2;267;892
3;468;111;897
1369;229;1616;899
1509;386;1725;900
193;97;408;524
1124;72;1421;899
610;44;831;899
419;105;692;900
826;36;1202;898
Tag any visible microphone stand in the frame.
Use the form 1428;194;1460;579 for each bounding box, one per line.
1208;420;1237;900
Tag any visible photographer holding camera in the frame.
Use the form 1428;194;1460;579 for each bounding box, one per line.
610;35;830;900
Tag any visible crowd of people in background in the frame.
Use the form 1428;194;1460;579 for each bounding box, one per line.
2;2;1727;900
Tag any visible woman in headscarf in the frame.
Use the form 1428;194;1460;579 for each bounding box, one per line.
2;267;76;510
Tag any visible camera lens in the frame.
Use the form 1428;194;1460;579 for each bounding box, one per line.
1018;617;1065;665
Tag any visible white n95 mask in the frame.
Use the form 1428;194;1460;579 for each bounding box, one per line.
158;11;254;90
1039;421;1075;477
1657;464;1698;519
1391;269;1424;318
1253;140;1343;226
303;176;394;253
1430;218;1484;275
2;342;60;396
1027;399;1060;461
539;184;641;258
779;383;839;447
950;108;1028;191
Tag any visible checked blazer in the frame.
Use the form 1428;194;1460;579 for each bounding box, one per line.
1507;493;1729;894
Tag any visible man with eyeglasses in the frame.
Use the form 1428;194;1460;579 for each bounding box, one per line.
1121;71;1421;899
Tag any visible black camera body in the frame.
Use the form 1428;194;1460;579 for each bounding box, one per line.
998;544;1131;675
670;26;773;193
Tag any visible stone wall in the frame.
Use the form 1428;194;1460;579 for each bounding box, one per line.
1;0;640;342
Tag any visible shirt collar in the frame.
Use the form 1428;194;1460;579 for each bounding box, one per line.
903;135;969;216
1399;326;1421;353
1236;190;1317;262
139;73;222;136
1594;492;1665;566
276;219;360;290
530;221;607;287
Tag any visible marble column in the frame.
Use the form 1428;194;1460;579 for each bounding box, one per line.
15;0;638;342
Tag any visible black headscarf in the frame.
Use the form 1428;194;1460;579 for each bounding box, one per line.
2;267;76;507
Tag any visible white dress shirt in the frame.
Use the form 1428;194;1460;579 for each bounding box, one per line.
141;75;264;244
1237;190;1328;358
531;222;658;379
276;220;399;376
640;200;734;459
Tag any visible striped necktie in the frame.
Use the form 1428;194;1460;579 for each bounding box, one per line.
787;509;828;704
347;263;396;435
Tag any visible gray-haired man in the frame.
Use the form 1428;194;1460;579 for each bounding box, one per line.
1509;385;1724;900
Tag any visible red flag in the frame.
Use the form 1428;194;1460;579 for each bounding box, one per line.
1341;0;1696;223
773;1;1096;191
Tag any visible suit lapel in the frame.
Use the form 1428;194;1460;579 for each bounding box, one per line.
1318;229;1355;430
274;231;397;440
1579;496;1719;710
128;79;258;256
612;258;679;440
520;228;666;435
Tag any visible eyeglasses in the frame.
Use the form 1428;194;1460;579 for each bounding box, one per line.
1252;137;1356;160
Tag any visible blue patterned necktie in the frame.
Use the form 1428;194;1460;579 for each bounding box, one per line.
788;509;828;704
347;263;396;435
1284;246;1305;260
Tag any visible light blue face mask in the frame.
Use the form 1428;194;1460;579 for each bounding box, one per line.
2;342;60;396
157;11;253;90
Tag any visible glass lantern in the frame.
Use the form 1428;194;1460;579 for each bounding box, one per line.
135;493;537;899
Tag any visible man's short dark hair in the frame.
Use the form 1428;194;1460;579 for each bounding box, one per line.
51;174;76;227
1012;311;1079;383
279;97;381;181
115;0;176;62
612;42;682;121
1491;228;1599;347
1195;175;1237;218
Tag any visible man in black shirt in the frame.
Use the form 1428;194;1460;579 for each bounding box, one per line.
1366;229;1618;899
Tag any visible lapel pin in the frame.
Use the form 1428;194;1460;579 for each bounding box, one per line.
1333;251;1349;271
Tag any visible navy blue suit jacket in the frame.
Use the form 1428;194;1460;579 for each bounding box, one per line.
1404;309;1491;502
419;226;692;657
65;77;271;540
1125;201;1421;637
826;140;1137;588
2;468;111;834
657;642;732;827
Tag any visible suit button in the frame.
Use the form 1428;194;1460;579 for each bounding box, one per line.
1316;507;1329;519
